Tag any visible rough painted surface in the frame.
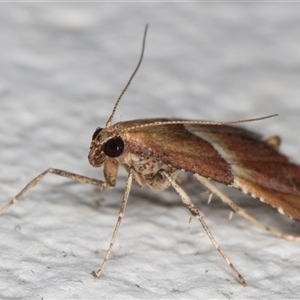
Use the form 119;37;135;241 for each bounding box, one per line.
0;3;300;299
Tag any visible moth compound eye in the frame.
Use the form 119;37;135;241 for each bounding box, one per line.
103;137;124;157
92;128;103;140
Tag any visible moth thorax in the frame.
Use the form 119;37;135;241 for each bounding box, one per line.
120;152;179;190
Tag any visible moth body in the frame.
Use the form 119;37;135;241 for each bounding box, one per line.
89;118;300;220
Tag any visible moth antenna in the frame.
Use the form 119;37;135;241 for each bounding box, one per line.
120;114;279;133
106;24;148;127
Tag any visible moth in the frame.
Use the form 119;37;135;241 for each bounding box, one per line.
1;25;300;286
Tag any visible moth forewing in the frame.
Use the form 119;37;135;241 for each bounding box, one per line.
197;124;300;221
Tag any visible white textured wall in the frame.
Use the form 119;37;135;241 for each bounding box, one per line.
0;3;300;299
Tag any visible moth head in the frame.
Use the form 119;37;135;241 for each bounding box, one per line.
88;126;125;167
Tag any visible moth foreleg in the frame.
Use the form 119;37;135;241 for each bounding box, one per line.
0;168;107;215
161;170;246;287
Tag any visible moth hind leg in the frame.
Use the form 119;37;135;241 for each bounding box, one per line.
194;174;300;241
265;135;281;150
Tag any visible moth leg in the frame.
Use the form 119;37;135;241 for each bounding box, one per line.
264;135;281;150
194;174;300;241
161;170;246;287
207;192;214;204
93;167;134;280
0;168;107;215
